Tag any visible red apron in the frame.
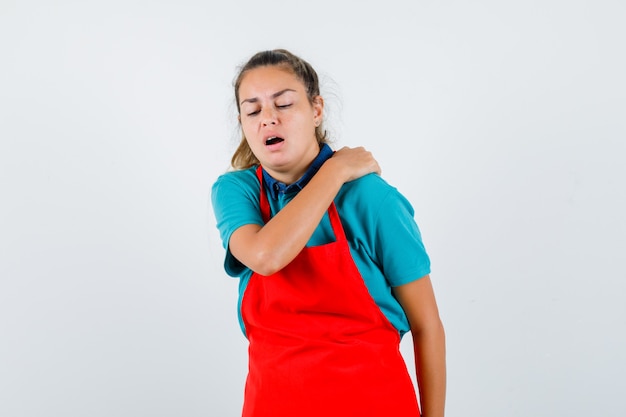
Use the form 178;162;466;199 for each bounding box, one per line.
240;166;420;417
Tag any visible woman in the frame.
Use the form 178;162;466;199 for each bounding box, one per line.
211;49;446;417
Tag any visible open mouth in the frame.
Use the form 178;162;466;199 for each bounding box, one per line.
265;136;284;146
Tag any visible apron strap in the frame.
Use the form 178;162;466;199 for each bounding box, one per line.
326;200;347;243
255;166;271;223
255;165;347;243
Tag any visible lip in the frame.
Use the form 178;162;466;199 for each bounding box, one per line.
263;133;285;150
263;133;282;143
265;139;285;152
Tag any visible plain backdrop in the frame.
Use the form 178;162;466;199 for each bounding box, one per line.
1;1;625;416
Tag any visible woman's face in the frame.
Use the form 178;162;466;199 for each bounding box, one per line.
238;65;323;184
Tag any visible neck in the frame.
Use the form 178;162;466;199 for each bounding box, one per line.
265;144;320;184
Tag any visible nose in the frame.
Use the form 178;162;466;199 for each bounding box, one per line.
261;107;277;126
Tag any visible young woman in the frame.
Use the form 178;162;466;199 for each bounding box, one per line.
211;49;446;417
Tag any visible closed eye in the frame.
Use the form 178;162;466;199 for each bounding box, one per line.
244;103;291;117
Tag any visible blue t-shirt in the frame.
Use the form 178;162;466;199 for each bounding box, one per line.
211;145;431;338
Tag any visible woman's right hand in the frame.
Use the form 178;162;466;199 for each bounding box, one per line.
326;146;381;182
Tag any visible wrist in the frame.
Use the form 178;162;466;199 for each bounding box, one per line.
319;157;349;184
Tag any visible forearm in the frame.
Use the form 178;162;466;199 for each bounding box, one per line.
253;162;344;272
413;321;446;417
229;146;380;275
230;160;345;275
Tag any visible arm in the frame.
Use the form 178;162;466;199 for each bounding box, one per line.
393;275;446;417
229;146;380;276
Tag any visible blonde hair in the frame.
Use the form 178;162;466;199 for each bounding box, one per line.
231;49;329;170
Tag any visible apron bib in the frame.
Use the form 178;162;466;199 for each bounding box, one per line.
240;166;420;417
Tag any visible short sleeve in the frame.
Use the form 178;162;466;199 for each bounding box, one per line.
373;187;431;287
210;169;264;277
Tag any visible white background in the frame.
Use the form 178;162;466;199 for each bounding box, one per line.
1;1;625;416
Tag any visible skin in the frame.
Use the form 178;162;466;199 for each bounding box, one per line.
394;276;447;417
230;64;446;416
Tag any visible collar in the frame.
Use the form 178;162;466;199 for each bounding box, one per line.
262;143;334;200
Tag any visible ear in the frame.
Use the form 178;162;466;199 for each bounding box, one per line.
312;95;324;124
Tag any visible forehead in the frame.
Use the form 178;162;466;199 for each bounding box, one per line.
238;65;305;99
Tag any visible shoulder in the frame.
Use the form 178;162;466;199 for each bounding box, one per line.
211;167;259;202
341;172;392;197
212;166;258;191
338;173;414;216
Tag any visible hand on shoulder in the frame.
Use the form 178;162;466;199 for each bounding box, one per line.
324;146;381;183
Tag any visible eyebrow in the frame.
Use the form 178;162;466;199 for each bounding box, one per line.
240;88;296;106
